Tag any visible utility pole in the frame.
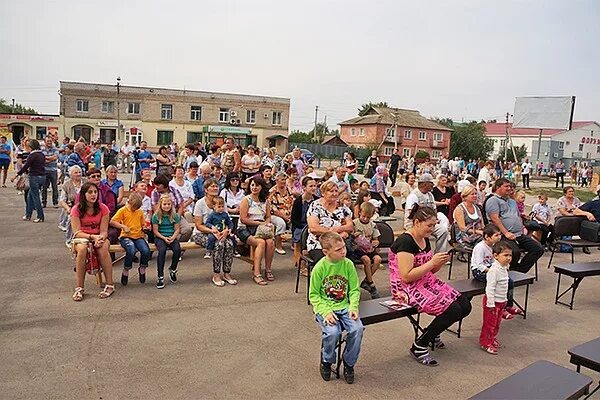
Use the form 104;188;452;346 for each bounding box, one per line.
321;115;327;143
504;112;509;161
11;98;15;114
116;77;121;144
313;105;319;141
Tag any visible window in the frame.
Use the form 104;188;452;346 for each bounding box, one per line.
597;145;600;153
384;147;394;156
246;109;256;124
187;132;203;144
385;127;396;141
578;143;584;151
76;99;89;112
350;128;356;136
359;128;365;136
161;104;173;120
190;106;202;121
272;111;282;125
157;130;173;146
36;126;47;140
500;139;507;147
101;101;114;113
404;130;412;139
128;102;140;114
558;141;565;150
432;150;442;159
219;108;230;123
433;132;443;141
99;129;116;143
402;148;411;157
73;126;92;142
418;131;427;141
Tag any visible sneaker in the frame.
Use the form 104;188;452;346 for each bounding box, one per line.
360;279;372;292
156;277;165;289
501;310;514;320
121;273;129;286
58;224;67;232
204;251;212;259
319;361;332;381
369;286;381;299
275;248;286;255
343;363;355;384
169;268;178;283
233;251;241;258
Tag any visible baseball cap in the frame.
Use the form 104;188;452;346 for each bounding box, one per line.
418;173;434;183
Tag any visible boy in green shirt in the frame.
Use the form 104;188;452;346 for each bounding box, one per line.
309;231;364;384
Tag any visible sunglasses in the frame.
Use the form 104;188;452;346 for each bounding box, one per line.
89;174;101;178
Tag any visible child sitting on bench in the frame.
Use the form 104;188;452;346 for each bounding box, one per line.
309;231;364;384
352;202;382;299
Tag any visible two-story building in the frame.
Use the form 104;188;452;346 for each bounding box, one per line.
338;106;452;160
59;81;291;152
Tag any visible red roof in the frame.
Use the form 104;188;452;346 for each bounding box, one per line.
484;121;596;137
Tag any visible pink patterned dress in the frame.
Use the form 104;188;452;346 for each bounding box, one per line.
388;233;460;316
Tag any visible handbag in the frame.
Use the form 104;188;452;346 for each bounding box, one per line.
254;223;274;239
15;173;29;191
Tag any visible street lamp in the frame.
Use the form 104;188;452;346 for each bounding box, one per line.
116;77;121;144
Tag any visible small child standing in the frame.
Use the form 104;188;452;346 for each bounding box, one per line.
110;192;151;286
479;241;513;355
352;202;382;299
471;224;522;320
309;231;364;384
151;194;182;289
204;196;237;260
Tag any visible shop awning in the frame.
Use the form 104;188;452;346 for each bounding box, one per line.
202;125;251;135
265;134;288;140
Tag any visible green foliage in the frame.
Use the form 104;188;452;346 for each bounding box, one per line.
415;150;430;160
358;101;389;116
498;144;528;163
288;130;313;144
431;117;454;129
0;98;38;114
308;122;329;143
449;121;494;160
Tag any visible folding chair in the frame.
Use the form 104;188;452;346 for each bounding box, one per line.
547;216;597;269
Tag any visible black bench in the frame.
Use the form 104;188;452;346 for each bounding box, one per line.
447;271;535;337
554;262;600;309
469;360;593;400
569;337;600;399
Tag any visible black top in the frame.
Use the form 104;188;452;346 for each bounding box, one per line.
432;186;455;215
390;232;431;255
389;154;401;170
291;194;318;230
579;200;600;223
17;151;46;176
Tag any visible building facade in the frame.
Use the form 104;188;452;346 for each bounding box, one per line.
59;81;291;152
338;106;452;160
0;114;61;146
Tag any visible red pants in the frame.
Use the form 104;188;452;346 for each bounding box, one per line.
479;295;506;347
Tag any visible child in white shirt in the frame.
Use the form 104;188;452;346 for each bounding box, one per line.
531;193;553;247
479;241;512;355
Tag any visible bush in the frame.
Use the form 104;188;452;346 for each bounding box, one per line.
415;150;430;162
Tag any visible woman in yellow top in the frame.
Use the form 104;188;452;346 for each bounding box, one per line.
110;192;151;286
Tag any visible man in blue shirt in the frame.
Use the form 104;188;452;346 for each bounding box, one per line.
134;140;153;181
0;135;11;187
41;136;60;207
67;142;87;176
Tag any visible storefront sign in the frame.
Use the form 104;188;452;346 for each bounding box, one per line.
0;114;56;121
98;120;119;127
202;125;251;135
581;137;599;144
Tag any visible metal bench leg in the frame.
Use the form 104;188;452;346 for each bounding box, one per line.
534;261;538;281
547;246;556;269
457;319;462;338
467;253;471;279
407;314;424;341
448;253;454;280
306;269;311;305
555;275;584;310
584;381;600;399
295;261;300;294
335;335;344;379
571;248;575;264
555;273;562;304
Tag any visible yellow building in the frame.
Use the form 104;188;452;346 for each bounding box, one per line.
0;113;61;146
59;81;290;152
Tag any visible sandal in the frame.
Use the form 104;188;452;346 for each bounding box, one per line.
253;274;268;286
265;271;275;281
481;345;498;355
433;336;446;349
98;284;115;299
223;276;238;285
410;344;438;366
72;287;84;301
505;306;523;316
212;277;225;287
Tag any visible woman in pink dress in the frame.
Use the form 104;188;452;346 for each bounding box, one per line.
388;206;472;366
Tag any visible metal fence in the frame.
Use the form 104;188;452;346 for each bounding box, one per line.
287;142;348;159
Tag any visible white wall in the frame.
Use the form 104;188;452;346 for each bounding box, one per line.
551;123;600;161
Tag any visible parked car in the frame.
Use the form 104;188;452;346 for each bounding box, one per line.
300;149;315;164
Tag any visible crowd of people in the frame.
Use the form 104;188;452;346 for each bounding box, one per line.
4;134;600;382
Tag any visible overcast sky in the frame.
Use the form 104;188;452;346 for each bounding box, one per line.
1;0;598;131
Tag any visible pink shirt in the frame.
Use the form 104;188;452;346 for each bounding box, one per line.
71;203;110;234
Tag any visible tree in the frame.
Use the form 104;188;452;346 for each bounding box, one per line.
449;121;494;160
498;144;528;163
431;117;454;129
0;98;38;114
415;150;430;162
308;122;329;143
358;101;389;116
288;130;313;144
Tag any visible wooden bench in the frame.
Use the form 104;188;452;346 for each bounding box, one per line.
447;271;535;337
555;262;600;310
568;337;600;399
469;360;593;400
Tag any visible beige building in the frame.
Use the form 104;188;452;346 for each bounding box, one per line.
59;81;290;152
0;114;61;145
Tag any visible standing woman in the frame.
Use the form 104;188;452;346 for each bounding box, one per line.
70;181;114;301
291;176;318;274
238;176;275;285
192;178;237;286
389;206;472;366
241;145;261;180
156;145;174;177
12;138;46;222
345;152;358;179
221;137;241;175
370;166;395;216
365;150;379;178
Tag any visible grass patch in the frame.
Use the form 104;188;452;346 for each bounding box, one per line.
528;187;597;202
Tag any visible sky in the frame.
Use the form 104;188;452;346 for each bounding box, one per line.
1;0;599;132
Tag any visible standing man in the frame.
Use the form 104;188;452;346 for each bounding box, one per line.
0;136;11;187
103;142;119;170
440;155;449;176
120;141;134;172
41;136;60;208
387;148;401;187
521;158;532;189
554;159;566;189
134;141;153;181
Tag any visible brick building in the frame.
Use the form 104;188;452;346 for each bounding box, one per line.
59;81;290;152
338;106;452;160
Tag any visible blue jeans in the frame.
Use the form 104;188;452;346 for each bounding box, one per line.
119;237;151;270
155;237;181;277
472;269;515;308
26;175;45;220
315;308;364;367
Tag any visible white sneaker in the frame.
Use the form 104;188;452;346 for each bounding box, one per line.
204;252;212;259
275;248;286;255
58;225;67;232
233;251;241;258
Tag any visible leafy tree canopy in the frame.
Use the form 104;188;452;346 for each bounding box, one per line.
0;98;38;115
448;121;494;161
498;144;528;163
